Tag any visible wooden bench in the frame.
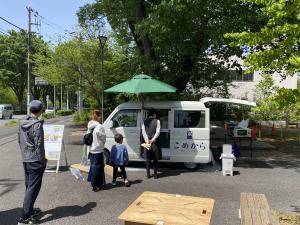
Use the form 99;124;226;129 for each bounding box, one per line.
240;192;280;225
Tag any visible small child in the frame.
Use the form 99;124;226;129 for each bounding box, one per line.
110;133;130;187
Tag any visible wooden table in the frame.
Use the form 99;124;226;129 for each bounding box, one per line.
70;163;114;177
119;191;215;225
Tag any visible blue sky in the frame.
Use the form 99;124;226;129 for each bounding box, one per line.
0;0;95;42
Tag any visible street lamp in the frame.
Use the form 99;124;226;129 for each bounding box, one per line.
98;35;107;123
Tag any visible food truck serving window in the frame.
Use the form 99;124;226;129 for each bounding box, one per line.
174;110;205;128
112;109;138;127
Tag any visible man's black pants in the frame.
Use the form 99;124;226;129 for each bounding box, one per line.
112;165;127;182
22;161;45;219
145;150;158;177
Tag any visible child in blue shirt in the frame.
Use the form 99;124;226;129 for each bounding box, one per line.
110;133;130;187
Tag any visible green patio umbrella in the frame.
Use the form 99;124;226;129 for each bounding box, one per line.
105;74;177;94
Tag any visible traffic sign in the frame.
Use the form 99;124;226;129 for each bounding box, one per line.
35;77;48;86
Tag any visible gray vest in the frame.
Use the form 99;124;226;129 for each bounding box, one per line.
144;118;158;139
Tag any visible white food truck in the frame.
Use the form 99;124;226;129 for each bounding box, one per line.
102;101;211;169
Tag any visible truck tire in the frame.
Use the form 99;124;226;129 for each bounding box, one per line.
183;162;200;171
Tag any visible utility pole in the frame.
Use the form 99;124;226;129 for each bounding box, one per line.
66;86;69;111
26;7;33;115
60;84;63;110
53;85;56;117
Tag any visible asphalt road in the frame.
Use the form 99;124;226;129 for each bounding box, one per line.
0;120;299;225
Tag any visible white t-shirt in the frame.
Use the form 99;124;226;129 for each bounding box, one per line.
87;120;106;154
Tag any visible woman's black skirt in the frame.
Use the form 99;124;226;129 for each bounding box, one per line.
88;152;106;188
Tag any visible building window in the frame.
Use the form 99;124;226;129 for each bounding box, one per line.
230;70;254;81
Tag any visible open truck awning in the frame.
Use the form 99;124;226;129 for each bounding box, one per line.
200;97;256;107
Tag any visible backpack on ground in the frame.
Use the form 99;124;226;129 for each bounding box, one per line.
83;127;95;146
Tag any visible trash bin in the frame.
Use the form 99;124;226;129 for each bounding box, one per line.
220;144;236;176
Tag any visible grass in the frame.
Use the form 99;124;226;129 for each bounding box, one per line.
4;119;20;127
274;210;300;225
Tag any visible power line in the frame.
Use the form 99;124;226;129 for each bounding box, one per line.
35;12;71;35
0;16;25;31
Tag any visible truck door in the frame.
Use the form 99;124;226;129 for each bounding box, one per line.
170;109;210;163
107;109;141;159
157;109;171;160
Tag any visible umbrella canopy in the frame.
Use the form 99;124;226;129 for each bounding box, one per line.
105;74;176;93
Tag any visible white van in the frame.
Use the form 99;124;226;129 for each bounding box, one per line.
0;104;13;119
103;101;211;169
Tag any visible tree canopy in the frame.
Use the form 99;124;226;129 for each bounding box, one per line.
77;0;266;94
225;0;300;76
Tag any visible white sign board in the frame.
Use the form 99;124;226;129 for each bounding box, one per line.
35;77;49;86
44;125;65;172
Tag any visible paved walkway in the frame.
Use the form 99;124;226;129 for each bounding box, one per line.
0;122;299;225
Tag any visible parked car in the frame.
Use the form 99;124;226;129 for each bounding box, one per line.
45;107;54;114
0;104;13;119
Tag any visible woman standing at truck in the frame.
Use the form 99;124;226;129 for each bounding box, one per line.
142;108;162;179
87;110;106;192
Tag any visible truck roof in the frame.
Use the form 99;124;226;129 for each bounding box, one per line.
117;101;208;110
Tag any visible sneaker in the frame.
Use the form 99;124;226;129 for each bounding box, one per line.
153;174;158;179
17;217;38;225
92;187;99;192
124;179;130;187
32;208;42;217
112;182;117;186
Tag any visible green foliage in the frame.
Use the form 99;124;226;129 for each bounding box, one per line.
4;119;20;128
252;88;300;122
0;88;18;105
78;0;266;94
225;0;300;75
42;113;54;119
34;32;137;110
254;73;278;101
0;31;49;110
73;111;91;123
56;110;73;116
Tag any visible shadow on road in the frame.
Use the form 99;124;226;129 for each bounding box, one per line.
0;208;22;225
0;203;96;225
39;202;97;223
103;179;143;190
0;179;22;197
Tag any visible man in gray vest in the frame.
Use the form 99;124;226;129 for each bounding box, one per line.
18;100;46;225
142;108;162;179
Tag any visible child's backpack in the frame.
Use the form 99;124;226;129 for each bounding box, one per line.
83;127;95;146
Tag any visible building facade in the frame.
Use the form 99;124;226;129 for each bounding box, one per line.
228;71;298;101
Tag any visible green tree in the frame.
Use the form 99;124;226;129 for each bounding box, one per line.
0;88;18;105
0;31;27;109
34;32;139;113
78;0;266;93
225;0;300;75
254;73;278;101
0;31;49;110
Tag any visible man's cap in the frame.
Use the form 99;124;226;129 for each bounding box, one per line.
29;100;44;111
